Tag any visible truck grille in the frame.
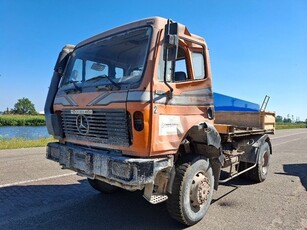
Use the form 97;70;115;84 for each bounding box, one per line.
61;109;131;147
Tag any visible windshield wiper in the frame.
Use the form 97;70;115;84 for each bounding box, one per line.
64;80;82;93
85;75;121;90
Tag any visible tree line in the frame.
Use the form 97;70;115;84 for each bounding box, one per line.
275;115;306;123
2;98;38;115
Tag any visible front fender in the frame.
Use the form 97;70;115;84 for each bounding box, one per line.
187;121;222;154
186;122;223;190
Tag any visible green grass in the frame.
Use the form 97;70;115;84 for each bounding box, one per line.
0;136;56;149
276;122;306;130
0;115;46;126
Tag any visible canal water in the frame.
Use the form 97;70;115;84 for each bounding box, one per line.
0;126;50;139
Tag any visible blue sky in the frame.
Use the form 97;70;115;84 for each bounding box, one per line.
1;0;306;120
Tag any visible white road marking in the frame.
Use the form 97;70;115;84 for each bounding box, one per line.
0;172;76;188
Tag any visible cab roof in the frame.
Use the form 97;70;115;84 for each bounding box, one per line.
75;16;205;49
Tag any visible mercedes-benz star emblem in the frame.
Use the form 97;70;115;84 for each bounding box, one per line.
76;115;89;135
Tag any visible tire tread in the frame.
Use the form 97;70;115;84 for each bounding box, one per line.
167;162;191;225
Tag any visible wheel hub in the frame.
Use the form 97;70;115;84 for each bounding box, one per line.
190;172;210;207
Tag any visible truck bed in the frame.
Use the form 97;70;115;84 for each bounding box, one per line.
214;111;275;136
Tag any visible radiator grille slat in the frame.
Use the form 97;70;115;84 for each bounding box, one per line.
61;109;130;146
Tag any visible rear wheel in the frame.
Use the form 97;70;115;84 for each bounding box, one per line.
248;141;271;182
88;178;119;193
167;157;214;226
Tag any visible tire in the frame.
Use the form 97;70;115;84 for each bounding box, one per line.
167;157;214;226
248;141;271;182
88;178;119;194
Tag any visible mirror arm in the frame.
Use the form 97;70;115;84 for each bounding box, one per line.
163;19;178;99
163;54;173;99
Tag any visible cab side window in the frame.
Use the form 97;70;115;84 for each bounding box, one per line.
191;52;205;80
157;41;206;82
174;46;188;82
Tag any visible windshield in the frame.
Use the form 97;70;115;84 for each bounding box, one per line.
61;27;152;90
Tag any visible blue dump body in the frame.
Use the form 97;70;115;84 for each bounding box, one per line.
214;92;260;112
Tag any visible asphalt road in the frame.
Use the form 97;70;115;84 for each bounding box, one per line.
0;129;307;229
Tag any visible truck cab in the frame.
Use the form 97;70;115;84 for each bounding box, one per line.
45;17;274;226
46;17;214;157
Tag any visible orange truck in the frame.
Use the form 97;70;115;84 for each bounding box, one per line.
45;17;275;225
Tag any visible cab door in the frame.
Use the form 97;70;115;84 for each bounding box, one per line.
150;37;214;156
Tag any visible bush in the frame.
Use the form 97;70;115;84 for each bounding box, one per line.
0;115;46;126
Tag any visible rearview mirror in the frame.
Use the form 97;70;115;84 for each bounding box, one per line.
91;63;106;71
163;21;178;61
54;44;75;75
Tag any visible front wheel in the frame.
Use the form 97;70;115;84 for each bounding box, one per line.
88;178;119;193
167;157;214;226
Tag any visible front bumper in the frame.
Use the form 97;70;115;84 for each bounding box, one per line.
46;142;173;189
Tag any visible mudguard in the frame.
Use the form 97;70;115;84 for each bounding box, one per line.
240;134;271;164
186;121;223;190
187;121;222;159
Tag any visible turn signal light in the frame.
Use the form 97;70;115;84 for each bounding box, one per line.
133;111;144;131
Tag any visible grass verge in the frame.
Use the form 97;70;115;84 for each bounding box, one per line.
0;136;55;150
276;123;306;130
